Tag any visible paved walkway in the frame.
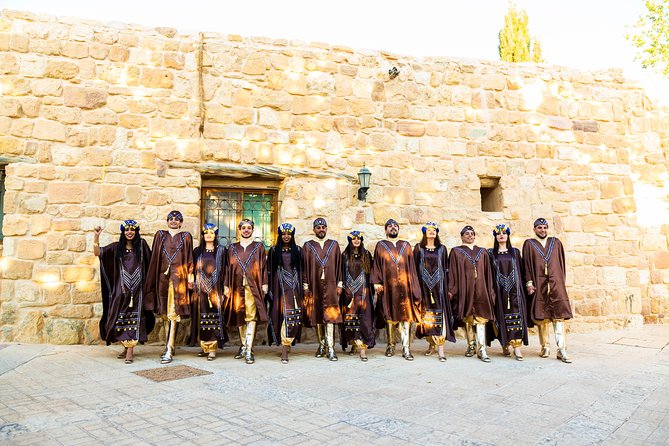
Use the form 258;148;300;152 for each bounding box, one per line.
0;325;668;445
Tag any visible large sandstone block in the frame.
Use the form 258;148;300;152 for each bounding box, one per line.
0;98;21;118
293;96;328;114
71;282;100;304
0;53;19;74
45;60;79;79
242;54;267;75
32;120;66;142
63;86;107;109
611;197;636;214
47;182;89;204
2;215;29;236
14;311;44;343
30;78;62;97
1;259;33;279
0;136;20;154
396;121;426;137
119;113;148;129
45;318;82;344
62;266;96;283
654;252;669;269
140;67;174;89
16;240;46;260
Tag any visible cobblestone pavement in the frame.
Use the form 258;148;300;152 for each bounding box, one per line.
0;325;667;446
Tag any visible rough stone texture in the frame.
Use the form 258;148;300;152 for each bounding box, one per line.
0;10;668;344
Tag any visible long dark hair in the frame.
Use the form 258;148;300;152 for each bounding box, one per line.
419;233;442;248
492;236;513;255
195;231;220;256
343;241;371;274
271;232;301;272
117;228;143;261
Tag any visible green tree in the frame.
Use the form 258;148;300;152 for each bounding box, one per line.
498;2;544;63
532;37;545;63
627;0;669;75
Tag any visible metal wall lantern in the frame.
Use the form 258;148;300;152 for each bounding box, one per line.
357;165;372;201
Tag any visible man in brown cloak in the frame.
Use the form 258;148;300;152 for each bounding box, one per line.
448;225;496;363
302;217;343;361
371;219;422;361
523;218;573;363
145;210;194;364
224;218;268;364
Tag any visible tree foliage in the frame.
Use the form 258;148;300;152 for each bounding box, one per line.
627;0;669;75
498;2;544;63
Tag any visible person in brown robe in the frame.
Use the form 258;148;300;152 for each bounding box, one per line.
371;219;422;361
302;217;343;361
522;218;573;363
94;220;154;364
193;223;227;361
224;218;268;365
144;210;194;364
414;222;455;362
448;225;496;363
340;230;376;362
487;224;529;361
267;223;303;364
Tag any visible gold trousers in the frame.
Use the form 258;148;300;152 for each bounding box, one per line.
166;280;181;322
244;285;257;322
353;339;368;349
534;318;566;348
121;340;138;348
200;340;217;353
508;339;522;348
428;336;446;346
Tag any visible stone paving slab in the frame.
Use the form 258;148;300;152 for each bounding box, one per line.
0;325;668;445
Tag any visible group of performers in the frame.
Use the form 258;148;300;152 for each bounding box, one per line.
94;211;573;365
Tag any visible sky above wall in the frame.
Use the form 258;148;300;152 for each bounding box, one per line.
5;0;668;97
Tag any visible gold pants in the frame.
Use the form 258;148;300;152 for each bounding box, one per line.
121;340;138;348
386;320;411;348
353;339;368;349
534;318;566;348
280;320;294;347
200;340;217;353
166;280;181;322
428;336;445;346
244;285;257;322
508;339;522;348
463;315;488;325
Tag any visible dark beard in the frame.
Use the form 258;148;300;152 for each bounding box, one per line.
316;233;326;239
537;234;547;239
387;233;398;239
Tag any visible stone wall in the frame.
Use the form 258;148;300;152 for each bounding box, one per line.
0;9;667;344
